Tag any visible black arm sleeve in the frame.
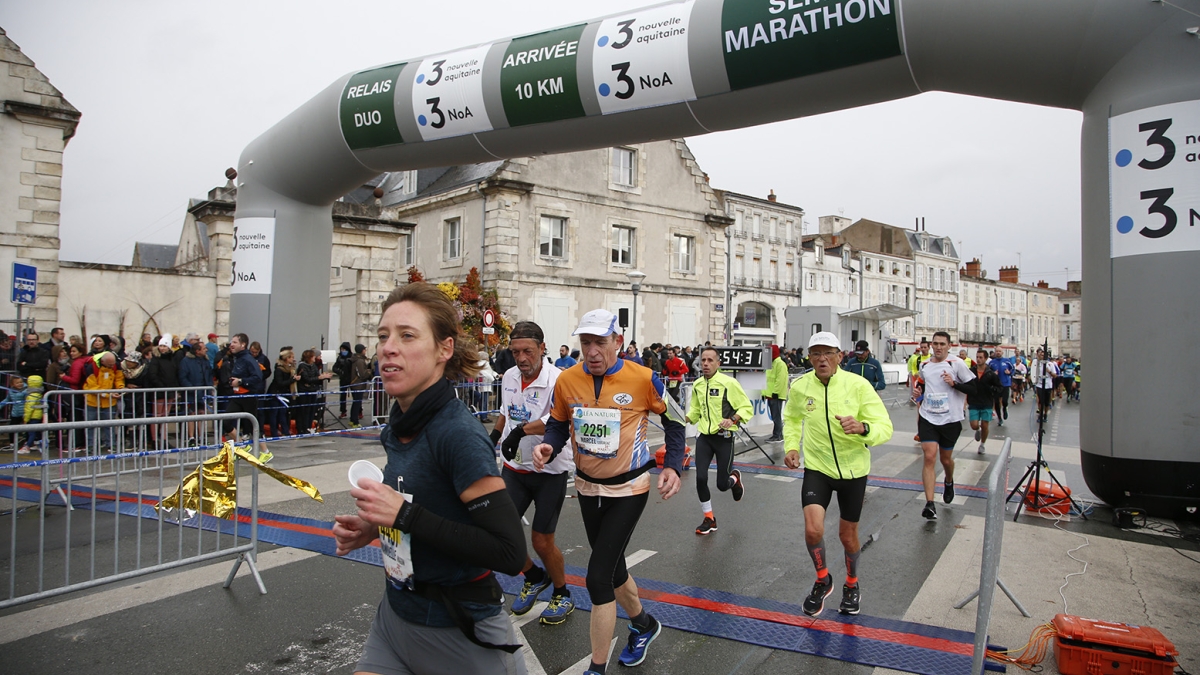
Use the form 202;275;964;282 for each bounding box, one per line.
660;413;686;475
393;488;527;576
544;416;571;461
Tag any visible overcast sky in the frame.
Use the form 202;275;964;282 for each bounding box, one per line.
3;0;1082;286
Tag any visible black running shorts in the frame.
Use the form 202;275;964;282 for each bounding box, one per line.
501;466;568;534
801;469;868;523
918;416;962;451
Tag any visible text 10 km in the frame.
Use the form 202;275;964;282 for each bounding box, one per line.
514;77;565;100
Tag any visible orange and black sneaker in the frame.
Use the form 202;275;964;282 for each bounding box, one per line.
695;516;717;535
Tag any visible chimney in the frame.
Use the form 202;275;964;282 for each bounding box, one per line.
1067;280;1081;294
767;189;776;202
819;215;850;236
962;258;982;278
998;265;1019;284
1036;280;1050;289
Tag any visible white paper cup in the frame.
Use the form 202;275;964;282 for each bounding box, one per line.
348;460;384;489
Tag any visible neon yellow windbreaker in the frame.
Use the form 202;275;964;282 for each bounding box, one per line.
783;369;893;479
765;357;789;398
687;370;754;436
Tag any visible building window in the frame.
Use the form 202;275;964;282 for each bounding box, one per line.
539;215;567;259
1063;303;1070;314
937;268;945;292
916;300;924;326
905;264;912;278
399;232;413;267
905;287;911;309
805;272;816;290
611;225;635;266
916;265;924;287
735;254;744;279
949;304;956;331
734;210;744;233
442;217;461;260
815;244;824;263
612;147;636;187
949;271;956;293
849;277;857;296
672;234;695;273
752;213;762;237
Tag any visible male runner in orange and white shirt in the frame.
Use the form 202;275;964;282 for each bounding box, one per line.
533;309;686;674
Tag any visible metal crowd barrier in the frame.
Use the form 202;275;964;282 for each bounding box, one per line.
951;438;1030;675
453;380;502;420
1;412;264;610
31;387;221;502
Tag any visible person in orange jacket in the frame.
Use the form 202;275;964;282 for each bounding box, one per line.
83;352;125;452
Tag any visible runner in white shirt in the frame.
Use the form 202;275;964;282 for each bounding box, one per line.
1028;347;1059;423
913;331;976;520
490;321;575;625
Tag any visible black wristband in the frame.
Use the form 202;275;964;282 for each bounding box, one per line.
393;498;419;532
489;428;502;446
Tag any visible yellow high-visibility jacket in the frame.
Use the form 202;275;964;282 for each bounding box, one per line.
783;369;893;480
687;371;754;436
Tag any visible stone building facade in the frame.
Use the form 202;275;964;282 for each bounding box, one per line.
722;190;803;346
1059;280;1081;358
373;140;730;353
834;217;959;347
0;27;79;331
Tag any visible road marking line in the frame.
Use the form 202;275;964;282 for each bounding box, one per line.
625;549;656;568
558;637;617;675
755;474;797;483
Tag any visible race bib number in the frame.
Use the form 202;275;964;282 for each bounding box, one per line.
925;392;949;415
573;407;621;459
508;404;532;423
379;513;413;590
668;379;679;389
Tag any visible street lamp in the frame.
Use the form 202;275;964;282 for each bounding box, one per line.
627;270;646;349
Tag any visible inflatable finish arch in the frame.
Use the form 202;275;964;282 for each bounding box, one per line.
234;0;1199;515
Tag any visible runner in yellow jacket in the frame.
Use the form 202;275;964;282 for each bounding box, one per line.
685;347;754;535
783;332;893;618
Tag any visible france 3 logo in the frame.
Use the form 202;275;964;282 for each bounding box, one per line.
1109;100;1199;259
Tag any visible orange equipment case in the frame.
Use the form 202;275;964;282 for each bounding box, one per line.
1052;614;1179;675
654;445;692;470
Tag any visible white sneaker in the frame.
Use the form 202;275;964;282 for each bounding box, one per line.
978;443;986;454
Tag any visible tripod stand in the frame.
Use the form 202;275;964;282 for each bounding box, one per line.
1006;341;1087;522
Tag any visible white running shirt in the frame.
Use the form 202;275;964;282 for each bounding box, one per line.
500;364;572;474
918;356;975;426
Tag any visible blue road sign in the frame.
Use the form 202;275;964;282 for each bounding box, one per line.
12;262;37;305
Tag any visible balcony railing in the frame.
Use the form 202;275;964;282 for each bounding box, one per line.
732;230;747;239
768;236;781;244
751;233;765;241
784;238;797;247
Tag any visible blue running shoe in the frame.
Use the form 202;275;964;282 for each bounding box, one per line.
540;593;575;625
618;615;661;666
511;577;551;616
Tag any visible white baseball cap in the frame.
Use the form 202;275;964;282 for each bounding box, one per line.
808;331;841;351
573;309;620;336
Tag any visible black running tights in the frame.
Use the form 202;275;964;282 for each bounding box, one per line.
578;492;648;605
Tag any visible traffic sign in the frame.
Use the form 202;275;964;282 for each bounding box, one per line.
483;309;496;328
11;262;36;305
